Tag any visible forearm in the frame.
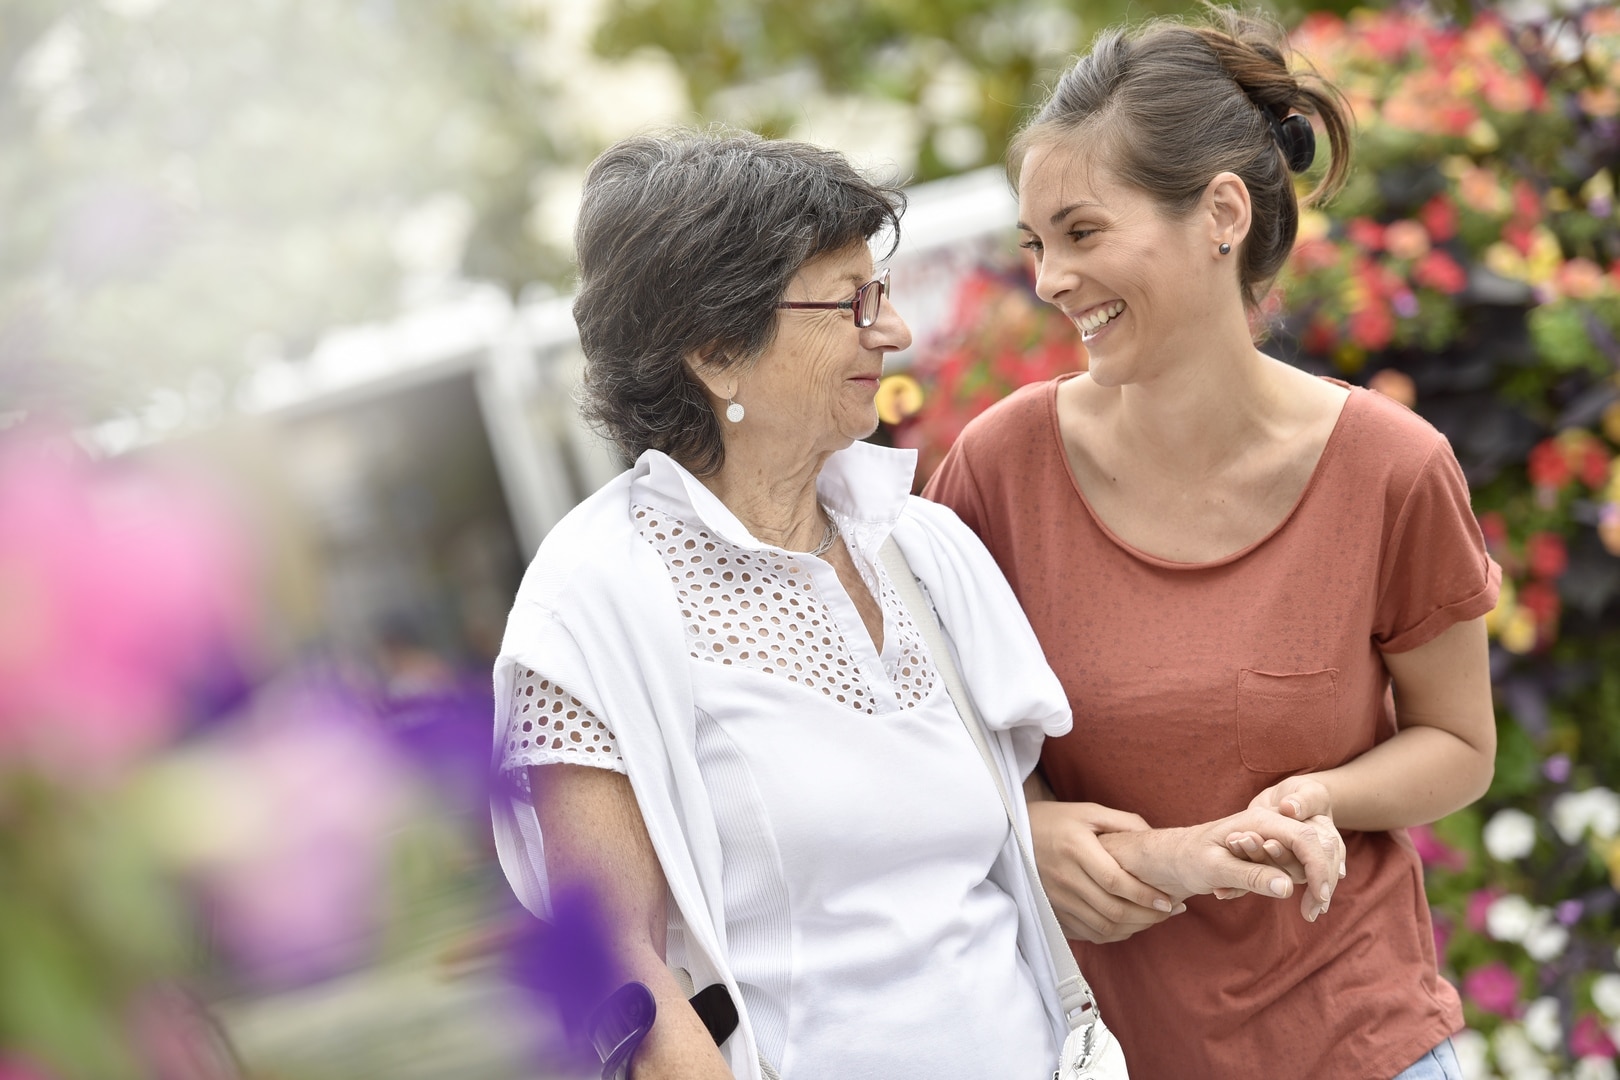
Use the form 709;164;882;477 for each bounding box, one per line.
619;946;733;1080
1096;827;1195;901
1305;724;1494;833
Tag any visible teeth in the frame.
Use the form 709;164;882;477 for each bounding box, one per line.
1077;301;1125;335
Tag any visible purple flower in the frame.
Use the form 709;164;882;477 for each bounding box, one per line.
505;884;624;1058
1543;753;1573;784
1555;899;1584;926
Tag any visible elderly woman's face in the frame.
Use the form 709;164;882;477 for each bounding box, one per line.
728;242;912;455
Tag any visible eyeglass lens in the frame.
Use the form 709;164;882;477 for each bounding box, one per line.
854;272;888;328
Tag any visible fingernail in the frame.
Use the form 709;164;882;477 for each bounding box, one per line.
1320;885;1332;902
1173;903;1187;915
1339;862;1347;878
1270;878;1289;897
1153;899;1173;913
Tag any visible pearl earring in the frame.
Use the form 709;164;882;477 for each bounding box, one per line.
1219;242;1232;255
726;398;745;423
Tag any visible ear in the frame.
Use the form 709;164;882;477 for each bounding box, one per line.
684;346;735;403
1205;172;1254;255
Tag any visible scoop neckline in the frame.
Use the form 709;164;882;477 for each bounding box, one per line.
1042;373;1359;571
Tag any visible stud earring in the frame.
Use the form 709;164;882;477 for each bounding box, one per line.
726;398;745;423
1219;242;1232;255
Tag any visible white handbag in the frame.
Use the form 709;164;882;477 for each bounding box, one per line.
880;539;1131;1080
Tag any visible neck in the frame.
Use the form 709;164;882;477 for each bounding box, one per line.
699;443;835;551
1112;326;1279;472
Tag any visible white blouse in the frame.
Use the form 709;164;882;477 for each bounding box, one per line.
493;442;1072;1079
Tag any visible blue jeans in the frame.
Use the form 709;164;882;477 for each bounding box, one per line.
1392;1038;1463;1080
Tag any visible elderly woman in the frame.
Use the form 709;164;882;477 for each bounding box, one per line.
490;129;1341;1080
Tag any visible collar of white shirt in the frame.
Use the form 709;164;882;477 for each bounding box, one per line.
632;440;918;565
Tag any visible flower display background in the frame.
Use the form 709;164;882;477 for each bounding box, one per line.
886;7;1620;1077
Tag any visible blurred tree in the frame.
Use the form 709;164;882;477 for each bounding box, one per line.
593;0;1362;183
0;0;566;423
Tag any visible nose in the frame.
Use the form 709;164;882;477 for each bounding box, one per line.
1032;249;1074;308
862;292;913;353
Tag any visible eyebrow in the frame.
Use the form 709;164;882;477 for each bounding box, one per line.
1016;201;1104;232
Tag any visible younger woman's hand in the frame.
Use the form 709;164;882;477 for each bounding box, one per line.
1026;800;1185;943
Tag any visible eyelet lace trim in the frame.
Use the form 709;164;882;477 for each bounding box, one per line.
499;505;939;779
633;503;936;713
501;668;624;778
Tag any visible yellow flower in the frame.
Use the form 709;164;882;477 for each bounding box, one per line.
1582;169;1615;206
1606;838;1620;890
1297;210;1332;243
1499;606;1538;654
1526;228;1564;284
1485;579;1516;635
874;373;925;425
1467;119;1500;154
1485;242;1528;281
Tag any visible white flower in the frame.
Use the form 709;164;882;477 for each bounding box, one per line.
1523;997;1561;1052
1552;788;1620;845
1485;808;1540;860
1524;920;1569;962
1575;1058;1619;1080
1487;894;1539;943
1593;974;1620;1019
1452;1028;1492;1080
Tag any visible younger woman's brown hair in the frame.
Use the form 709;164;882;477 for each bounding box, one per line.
1010;4;1353;311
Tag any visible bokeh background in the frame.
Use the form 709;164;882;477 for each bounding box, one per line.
4;1;1620;1078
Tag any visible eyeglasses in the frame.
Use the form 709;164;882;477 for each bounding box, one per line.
775;268;890;329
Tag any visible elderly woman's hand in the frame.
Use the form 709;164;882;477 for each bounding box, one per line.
1214;776;1346;904
1100;804;1345;923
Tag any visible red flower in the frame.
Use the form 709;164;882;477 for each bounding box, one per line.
1528;438;1572;490
1581;443;1612;489
1463;962;1522;1017
1348;299;1394;351
1519;580;1561;627
1571;1014;1619;1059
1413;250;1467;295
1477;511;1508;551
1303;316;1338;355
1526;532;1568;580
1292;238;1341;271
1419;196;1458;242
1346;218;1386;252
1511;179;1543;226
1409;823;1468;870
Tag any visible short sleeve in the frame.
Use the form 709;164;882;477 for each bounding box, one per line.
922;437;993;543
1373;437;1502;653
501;666;625;777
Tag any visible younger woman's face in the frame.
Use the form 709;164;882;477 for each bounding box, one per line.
1016;142;1233;388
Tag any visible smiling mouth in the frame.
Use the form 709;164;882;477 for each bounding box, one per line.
1074;301;1125;338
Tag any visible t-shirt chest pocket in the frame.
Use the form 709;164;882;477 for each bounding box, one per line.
1236;668;1340;774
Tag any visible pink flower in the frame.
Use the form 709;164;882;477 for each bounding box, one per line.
1571;1014;1618;1058
1408;823;1468;870
1463;961;1522;1017
0;427;252;780
0;1057;59;1080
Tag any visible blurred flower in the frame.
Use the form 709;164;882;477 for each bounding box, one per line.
1410;823;1470;871
1469;888;1503;932
874;373;925;425
1384;220;1431;260
1526;532;1569;579
1526;997;1563;1052
1488;893;1539;942
1552;788;1620;845
1558;899;1585;926
137;682;410;988
1453;1029;1491;1078
1575;1013;1620;1058
1527;920;1571;962
1545;754;1574;783
1368;368;1417;408
1529;438;1573;491
1576;1056;1620;1080
1467;961;1524;1017
1495;1023;1550;1078
0;427;252;780
504;883;622;1061
1484;808;1539;861
0;1058;59;1080
1596;974;1620;1020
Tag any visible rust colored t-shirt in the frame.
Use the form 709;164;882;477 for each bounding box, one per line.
924;377;1501;1080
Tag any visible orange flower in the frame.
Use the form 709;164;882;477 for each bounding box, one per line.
1384;220;1431;261
1555;258;1607;301
1368;368;1417;408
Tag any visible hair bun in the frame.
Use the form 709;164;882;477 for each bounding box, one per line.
1270;112;1316;173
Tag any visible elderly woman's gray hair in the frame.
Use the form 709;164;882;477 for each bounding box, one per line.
573;129;905;477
